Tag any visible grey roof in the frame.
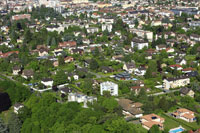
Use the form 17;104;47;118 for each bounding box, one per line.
180;87;191;95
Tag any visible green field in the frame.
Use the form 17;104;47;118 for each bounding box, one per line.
160;113;200;130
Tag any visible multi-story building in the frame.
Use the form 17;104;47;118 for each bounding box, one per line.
163;76;190;90
100;81;118;96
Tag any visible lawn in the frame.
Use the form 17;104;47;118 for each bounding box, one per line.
135;124;148;133
160;113;200;130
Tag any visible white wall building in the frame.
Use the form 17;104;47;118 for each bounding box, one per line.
100;81;118;96
102;23;113;32
163;76;190;90
68;93;97;108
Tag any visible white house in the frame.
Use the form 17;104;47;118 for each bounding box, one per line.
134;67;146;76
41;78;54;87
12;66;21;75
102;23;113;32
100;81;118;96
68;93;97;108
172;108;196;122
163;76;190;90
131;38;148;50
123;62;136;73
14;103;24;114
86;27;99;33
130;29;153;42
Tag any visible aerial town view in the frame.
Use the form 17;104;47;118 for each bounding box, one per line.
0;0;200;132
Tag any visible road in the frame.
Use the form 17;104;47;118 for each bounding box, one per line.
88;71;109;79
148;89;181;96
0;73;52;92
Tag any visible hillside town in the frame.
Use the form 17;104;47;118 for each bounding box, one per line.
0;0;200;132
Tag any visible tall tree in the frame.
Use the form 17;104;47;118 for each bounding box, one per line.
7;113;22;133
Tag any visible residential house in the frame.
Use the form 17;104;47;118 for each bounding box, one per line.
86;27;99;33
100;81;118;96
12;66;21;75
100;66;114;74
134;67;146;76
174;58;187;65
11;14;31;21
190;34;200;42
60;87;72;97
68;92;97;108
112;55;124;62
14;103;24;114
129;29;153;42
166;48;175;53
115;72;131;80
123;62;136;73
38;48;48;57
59;41;77;49
102;23;113;32
140;114;165;130
172;108;196;122
189;21;200;27
22;69;34;79
118;99;143;118
84;59;92;67
169;64;183;70
156;45;166;51
64;56;74;63
182;68;194;74
180;87;195;98
70;49;84;55
41;78;53;87
131;86;142;95
163;76;190;90
131;38;148;50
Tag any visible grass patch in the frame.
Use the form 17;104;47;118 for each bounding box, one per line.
160;113;199;130
135;124;148;133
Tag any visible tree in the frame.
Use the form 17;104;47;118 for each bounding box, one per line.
102;98;118;113
53;70;68;86
51;37;57;46
7;112;22;133
24;29;32;44
18;106;32;122
0;118;8;133
137;88;147;102
158;97;169;112
149;125;161;133
90;59;99;70
145;60;158;78
58;56;65;66
196;115;200;125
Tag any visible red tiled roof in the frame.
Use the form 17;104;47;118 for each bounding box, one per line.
169;64;182;68
182;68;194;71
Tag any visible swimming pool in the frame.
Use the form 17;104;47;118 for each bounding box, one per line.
169;128;184;133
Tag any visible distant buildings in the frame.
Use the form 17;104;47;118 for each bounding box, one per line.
11;14;31;21
171;8;200;16
100;81;118;96
189;21;200;27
